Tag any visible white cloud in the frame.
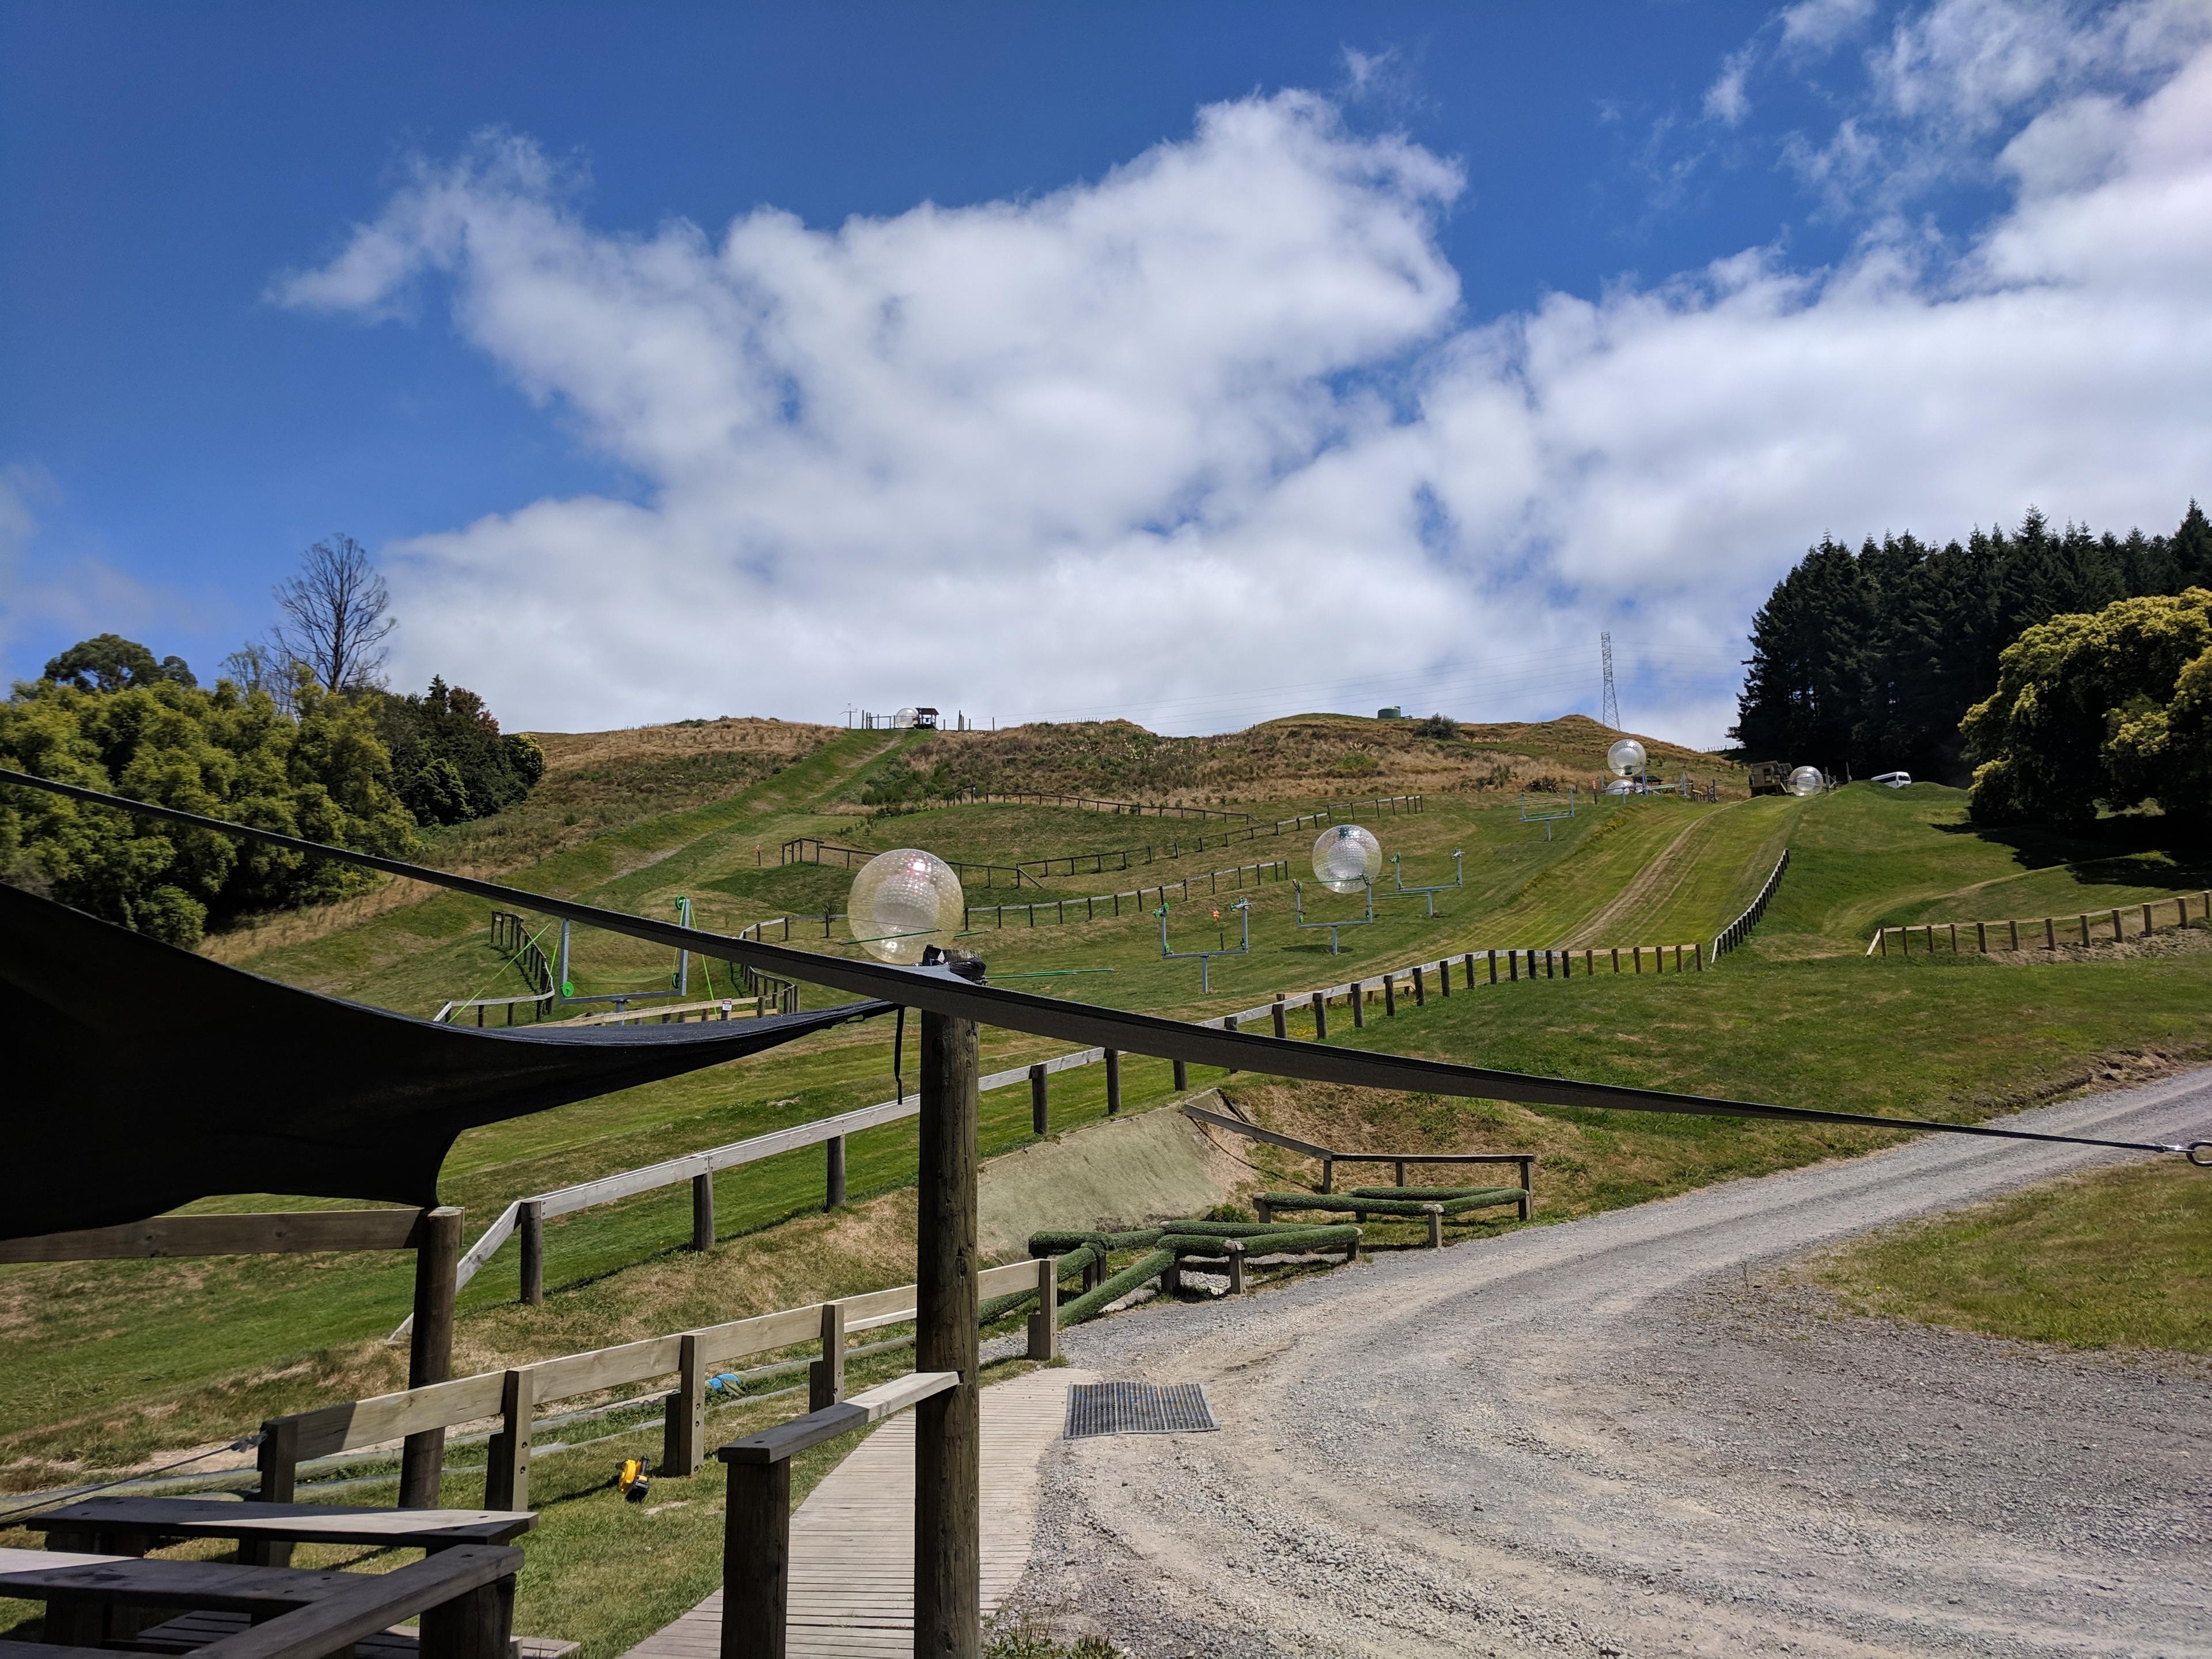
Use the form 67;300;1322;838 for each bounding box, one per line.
1704;48;1757;126
276;24;2212;747
1779;0;1878;55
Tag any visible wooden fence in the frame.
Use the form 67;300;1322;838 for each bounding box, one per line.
275;1259;1056;1512
1868;891;2211;957
1710;849;1790;961
779;838;1033;888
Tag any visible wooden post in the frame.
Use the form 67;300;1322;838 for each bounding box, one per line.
518;1200;545;1306
485;1367;533;1510
1272;996;1288;1039
1311;991;1327;1039
1516;1157;1533;1221
1464;952;1476;989
1172;1058;1188;1092
1611;947;1619;973
1490;951;1499;984
721;1459;790;1659
1632;946;1641;974
1029;1064;1049;1135
1412;964;1426;1005
2046;916;2056;949
1508;952;1519;982
1383;973;1396;1015
1319;1158;1334;1194
1394;1158;1407;1186
1692;943;1703;971
809;1303;846;1412
1977;921;1987;953
1027;1257;1058;1361
666;1332;705;1476
245;1416;300;1566
692;1171;715;1252
2111;907;2124;941
915;1010;980;1659
1423;1204;1444;1249
2080;914;2091;946
1104;1049;1122;1116
1350;981;1364;1027
400;1206;463;1509
1224;1238;1245;1296
825;1136;846;1210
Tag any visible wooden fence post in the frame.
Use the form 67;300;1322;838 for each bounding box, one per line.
1027;1259;1058;1361
1464;952;1476;989
1383;973;1396;1016
1030;1065;1049;1135
1271;997;1287;1040
1977;921;1987;953
245;1417;300;1566
1104;1050;1122;1116
825;1137;846;1210
1412;965;1426;1005
2111;907;2124;941
400;1206;463;1509
916;1010;981;1659
485;1367;533;1511
1490;951;1500;984
1172;1058;1188;1092
1610;947;1619;973
1312;991;1328;1039
666;1332;705;1476
720;1459;790;1659
2080;914;2092;946
809;1303;846;1412
1350;981;1364;1027
692;1171;715;1252
518;1200;544;1306
1509;952;1519;982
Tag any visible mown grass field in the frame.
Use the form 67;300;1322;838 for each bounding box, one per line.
1814;1159;2212;1353
6;717;2211;1658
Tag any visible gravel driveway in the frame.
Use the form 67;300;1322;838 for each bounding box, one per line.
1011;1070;2212;1658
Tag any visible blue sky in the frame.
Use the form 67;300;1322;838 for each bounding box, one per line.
5;2;2208;740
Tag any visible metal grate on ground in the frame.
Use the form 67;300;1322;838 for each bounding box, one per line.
1065;1381;1218;1438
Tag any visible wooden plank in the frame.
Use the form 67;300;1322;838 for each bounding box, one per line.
0;1210;425;1264
283;1372;512;1461
0;1556;373;1608
529;1334;684;1402
191;1545;519;1659
27;1499;535;1549
1181;1103;1327;1160
696;1306;823;1370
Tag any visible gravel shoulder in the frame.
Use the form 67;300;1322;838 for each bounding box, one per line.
1007;1071;2212;1658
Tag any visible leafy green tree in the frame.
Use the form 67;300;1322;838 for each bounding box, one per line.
377;677;544;826
0;665;419;945
1735;503;2207;782
1961;588;2212;824
41;634;198;692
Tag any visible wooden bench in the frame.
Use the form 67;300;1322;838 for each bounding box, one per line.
0;1541;520;1659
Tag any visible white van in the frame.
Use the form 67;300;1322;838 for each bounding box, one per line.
1871;771;1912;788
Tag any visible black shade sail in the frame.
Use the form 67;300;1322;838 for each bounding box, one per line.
0;881;890;1240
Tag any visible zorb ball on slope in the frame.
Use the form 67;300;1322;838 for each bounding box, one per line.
848;849;963;964
1606;737;1646;778
1313;824;1382;894
1786;766;1825;797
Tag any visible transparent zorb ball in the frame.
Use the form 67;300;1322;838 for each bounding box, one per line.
1313;824;1382;894
1606;737;1646;778
1786;765;1825;797
848;848;963;964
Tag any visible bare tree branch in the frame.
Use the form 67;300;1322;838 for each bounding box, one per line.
272;535;396;692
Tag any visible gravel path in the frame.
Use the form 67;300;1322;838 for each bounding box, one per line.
1009;1071;2212;1658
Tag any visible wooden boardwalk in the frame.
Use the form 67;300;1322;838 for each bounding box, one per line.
624;1368;1090;1659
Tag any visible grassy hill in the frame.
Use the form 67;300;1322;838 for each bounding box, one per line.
5;719;2209;1541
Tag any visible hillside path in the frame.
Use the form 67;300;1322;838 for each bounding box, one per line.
1012;1073;2212;1658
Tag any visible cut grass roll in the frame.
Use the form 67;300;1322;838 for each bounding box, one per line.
1058;1249;1177;1325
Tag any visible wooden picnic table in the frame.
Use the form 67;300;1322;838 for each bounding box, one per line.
0;1540;521;1659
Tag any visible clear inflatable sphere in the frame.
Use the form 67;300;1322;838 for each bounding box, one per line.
895;706;921;729
1313;823;1382;894
847;848;963;964
1606;737;1647;778
1601;777;1638;797
1786;765;1825;797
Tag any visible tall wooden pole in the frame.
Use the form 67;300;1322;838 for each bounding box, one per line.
915;1010;980;1659
400;1206;463;1508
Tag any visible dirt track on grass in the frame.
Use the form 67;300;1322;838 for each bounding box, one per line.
1013;1071;2212;1658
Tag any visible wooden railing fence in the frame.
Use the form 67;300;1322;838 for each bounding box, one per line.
1868;891;2211;957
275;1259;1055;1512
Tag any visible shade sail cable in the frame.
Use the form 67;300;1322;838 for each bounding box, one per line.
2;768;2202;1165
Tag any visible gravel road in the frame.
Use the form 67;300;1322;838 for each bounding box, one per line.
1011;1071;2212;1658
